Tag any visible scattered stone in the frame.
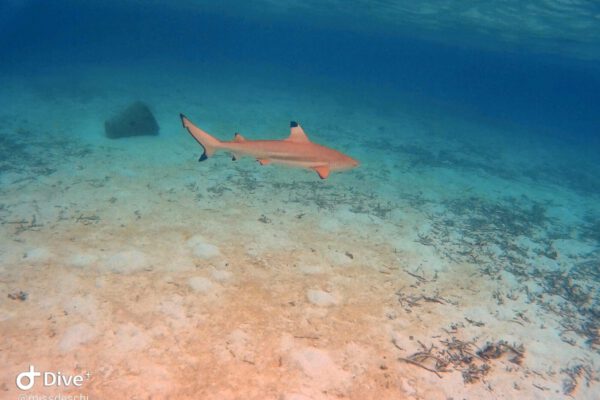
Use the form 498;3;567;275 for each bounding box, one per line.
105;250;148;274
306;289;337;307
291;347;350;389
258;214;271;224
7;291;27;301
23;247;52;264
104;101;159;139
187;235;221;259
113;323;150;352
67;253;98;268
211;269;232;282
59;322;97;353
326;250;353;266
188;276;213;293
158;296;188;327
298;265;324;275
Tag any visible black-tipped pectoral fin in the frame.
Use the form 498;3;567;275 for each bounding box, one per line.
313;165;330;179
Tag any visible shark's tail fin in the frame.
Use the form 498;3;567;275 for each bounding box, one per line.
180;114;222;161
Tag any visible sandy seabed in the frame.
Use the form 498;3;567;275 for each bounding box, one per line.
0;65;598;399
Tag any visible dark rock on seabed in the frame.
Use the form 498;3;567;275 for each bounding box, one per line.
104;101;159;139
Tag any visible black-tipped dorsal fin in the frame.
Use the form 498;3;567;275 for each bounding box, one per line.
233;132;246;142
287;121;310;143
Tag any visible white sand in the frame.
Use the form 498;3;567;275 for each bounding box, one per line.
0;65;598;399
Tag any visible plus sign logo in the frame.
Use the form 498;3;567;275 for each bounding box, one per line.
15;365;41;390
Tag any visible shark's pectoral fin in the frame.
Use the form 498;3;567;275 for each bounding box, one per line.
313;165;330;179
257;159;271;165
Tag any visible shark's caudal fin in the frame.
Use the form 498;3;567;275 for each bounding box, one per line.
180;114;221;161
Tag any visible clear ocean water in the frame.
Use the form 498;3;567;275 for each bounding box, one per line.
1;1;599;399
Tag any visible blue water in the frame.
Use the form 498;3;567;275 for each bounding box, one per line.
1;2;599;397
2;1;599;142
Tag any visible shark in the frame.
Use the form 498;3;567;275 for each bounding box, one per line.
180;114;358;179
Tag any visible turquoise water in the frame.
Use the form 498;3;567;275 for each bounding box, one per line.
0;1;599;398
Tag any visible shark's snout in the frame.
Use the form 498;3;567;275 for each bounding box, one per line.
335;155;359;171
345;155;359;169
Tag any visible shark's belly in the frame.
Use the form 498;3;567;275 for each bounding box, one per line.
269;157;323;168
229;142;328;168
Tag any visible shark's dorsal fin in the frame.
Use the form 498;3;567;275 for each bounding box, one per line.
233;133;246;142
287;121;310;143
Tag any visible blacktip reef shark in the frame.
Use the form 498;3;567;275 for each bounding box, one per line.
180;114;359;179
